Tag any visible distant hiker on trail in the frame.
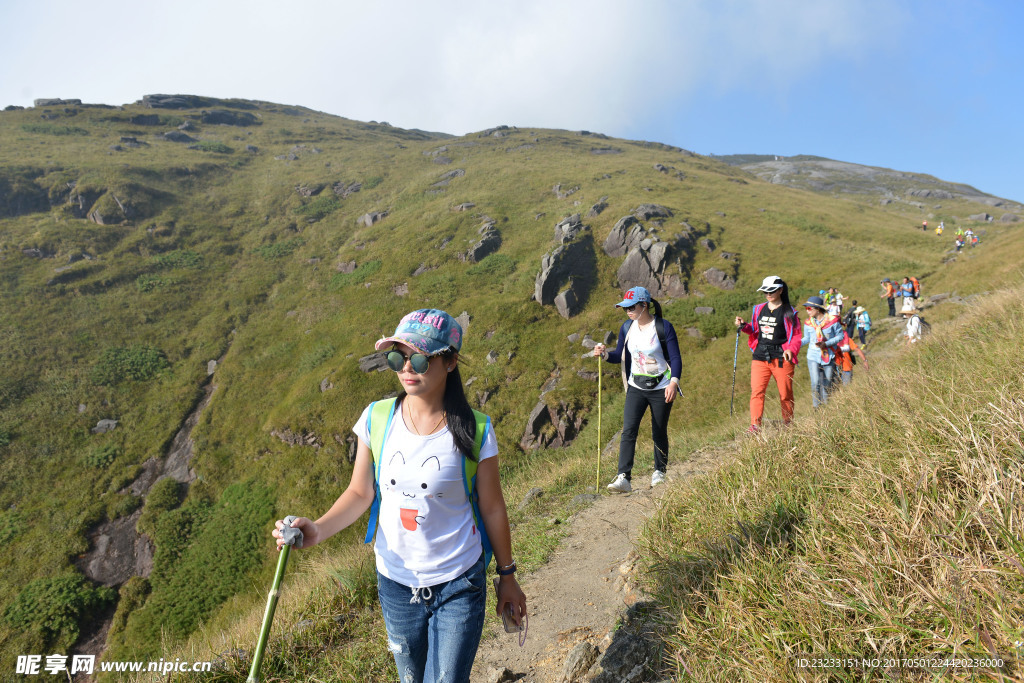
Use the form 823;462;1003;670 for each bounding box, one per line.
734;275;802;433
880;278;897;317
842;301;858;339
855;305;871;346
593;286;682;493
827;290;842;318
902;300;925;345
900;277;916;300
834;331;868;386
801;296;844;408
272;309;526;683
922;220;928;231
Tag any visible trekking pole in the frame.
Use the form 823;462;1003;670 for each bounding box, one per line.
596;353;602;492
730;327;741;416
248;516;303;683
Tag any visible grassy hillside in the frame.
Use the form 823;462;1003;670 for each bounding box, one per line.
642;280;1024;680
0;96;1019;675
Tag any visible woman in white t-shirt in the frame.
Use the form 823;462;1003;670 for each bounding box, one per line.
592;286;682;493
273;309;526;683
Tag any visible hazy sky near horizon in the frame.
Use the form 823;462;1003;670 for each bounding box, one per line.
2;0;1021;202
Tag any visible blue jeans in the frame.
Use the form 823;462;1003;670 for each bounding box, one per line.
808;362;834;408
377;554;486;683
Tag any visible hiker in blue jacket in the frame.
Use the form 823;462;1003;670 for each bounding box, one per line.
800;296;844;408
593;286;682;493
273;309;525;683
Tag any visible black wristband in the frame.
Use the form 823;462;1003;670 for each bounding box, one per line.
496;561;517;576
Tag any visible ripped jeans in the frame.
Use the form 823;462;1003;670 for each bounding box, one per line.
376;554;486;683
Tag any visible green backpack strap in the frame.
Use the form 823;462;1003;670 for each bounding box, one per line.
464;409;494;568
364;401;494;570
363;398;398;545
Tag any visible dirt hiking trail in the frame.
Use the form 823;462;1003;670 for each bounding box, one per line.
472;443;736;683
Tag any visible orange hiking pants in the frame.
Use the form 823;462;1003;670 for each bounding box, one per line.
750;359;795;427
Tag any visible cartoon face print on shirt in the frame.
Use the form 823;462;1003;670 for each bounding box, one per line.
384;451;443;531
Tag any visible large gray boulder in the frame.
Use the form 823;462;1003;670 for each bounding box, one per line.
633;203;673;220
703;267;736;290
464;222;501;262
357;211;389;228
602;216;642;257
534;223;596;319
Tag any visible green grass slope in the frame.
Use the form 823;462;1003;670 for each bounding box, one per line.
642;280;1024;680
0;96;1019;672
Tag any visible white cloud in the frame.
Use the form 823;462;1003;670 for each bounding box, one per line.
1;0;901;136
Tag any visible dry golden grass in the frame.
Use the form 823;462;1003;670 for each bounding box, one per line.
642;285;1024;681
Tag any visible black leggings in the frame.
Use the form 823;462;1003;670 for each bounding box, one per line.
617;384;672;480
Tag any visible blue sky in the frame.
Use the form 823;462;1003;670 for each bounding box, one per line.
1;0;1020;201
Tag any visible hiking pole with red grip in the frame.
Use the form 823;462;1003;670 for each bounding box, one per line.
247;515;303;683
730;327;741;416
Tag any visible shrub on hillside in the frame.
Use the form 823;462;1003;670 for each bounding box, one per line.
137;478;184;536
3;574;115;651
109;577;150;637
329;260;381;289
116;481;274;657
83;442;120;469
295;195;341;221
152;249;202;270
254;238;303;260
91;345;170;385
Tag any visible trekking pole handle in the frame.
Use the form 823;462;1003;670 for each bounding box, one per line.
280;515;304;548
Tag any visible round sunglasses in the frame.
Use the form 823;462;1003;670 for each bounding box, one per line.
385;349;431;374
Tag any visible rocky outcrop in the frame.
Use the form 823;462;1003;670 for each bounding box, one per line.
633;204;672;220
702;267;736;290
357;211;389;228
602;216;642;258
333;180;361;198
1000;213;1019;223
463;220;502;262
534;215;596;319
162;130;195;143
201;109;259;126
587;197;609;218
603;207;703;298
520;399;584;451
968;213;992;221
142;94;209;109
358;354;388;372
589;602;664;682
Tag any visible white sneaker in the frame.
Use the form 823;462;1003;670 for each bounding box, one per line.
651;470;666;487
607;473;631;493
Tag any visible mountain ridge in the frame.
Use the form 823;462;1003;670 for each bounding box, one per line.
0;94;1020;675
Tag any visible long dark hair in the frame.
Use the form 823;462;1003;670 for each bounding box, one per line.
776;280;798;325
396;349;478;461
648;298;663;319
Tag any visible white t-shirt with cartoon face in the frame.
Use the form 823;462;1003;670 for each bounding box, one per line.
626;321;670;391
354;401;498;587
